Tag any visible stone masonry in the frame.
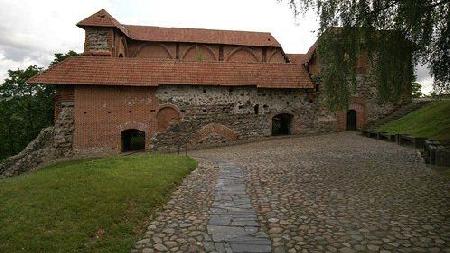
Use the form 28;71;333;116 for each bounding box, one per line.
152;85;317;151
0;103;74;177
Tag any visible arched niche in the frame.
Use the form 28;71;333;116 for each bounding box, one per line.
156;105;181;132
226;46;259;62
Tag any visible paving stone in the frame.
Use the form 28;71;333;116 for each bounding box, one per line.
131;159;218;252
133;133;450;252
190;132;450;253
206;161;271;252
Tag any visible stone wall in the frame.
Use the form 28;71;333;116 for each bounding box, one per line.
84;27;112;54
316;72;409;131
0;103;75;178
152;85;317;151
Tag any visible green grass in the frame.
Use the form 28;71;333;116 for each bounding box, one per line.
378;100;450;140
0;154;197;252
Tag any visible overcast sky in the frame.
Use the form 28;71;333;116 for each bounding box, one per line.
0;0;433;93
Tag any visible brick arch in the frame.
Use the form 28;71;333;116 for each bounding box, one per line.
225;46;259;62
192;123;239;144
117;121;149;150
118;121;148;133
336;99;367;131
181;45;217;61
134;44;174;59
157;105;181;132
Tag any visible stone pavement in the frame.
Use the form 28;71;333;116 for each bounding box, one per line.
133;159;218;253
205;161;271;252
134;132;450;252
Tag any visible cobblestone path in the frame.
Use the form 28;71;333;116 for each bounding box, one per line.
205;161;271;252
134;132;450;252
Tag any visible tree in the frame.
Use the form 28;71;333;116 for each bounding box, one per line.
0;51;78;161
411;82;423;98
50;50;79;66
281;0;449;109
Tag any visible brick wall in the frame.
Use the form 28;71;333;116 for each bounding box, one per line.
55;86;74;120
121;39;287;63
70;85;317;154
73;85;158;154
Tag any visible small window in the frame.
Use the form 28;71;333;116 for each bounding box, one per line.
119;53;124;57
254;104;259;114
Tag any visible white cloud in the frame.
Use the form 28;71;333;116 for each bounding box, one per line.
0;0;433;93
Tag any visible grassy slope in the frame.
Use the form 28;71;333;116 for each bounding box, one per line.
0;154;197;252
378;100;450;140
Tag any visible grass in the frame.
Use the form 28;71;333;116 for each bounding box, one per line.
378;100;450;140
0;153;197;252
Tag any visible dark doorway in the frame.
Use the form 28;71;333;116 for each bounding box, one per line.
346;110;357;131
271;113;293;136
121;129;145;152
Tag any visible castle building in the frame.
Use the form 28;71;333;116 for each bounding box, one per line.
28;9;406;154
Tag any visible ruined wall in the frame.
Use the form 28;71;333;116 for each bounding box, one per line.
0;103;74;177
152;85;317;151
73;85;158;155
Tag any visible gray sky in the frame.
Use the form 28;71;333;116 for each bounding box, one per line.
0;0;433;93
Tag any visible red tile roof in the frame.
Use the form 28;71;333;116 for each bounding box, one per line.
77;9;280;47
125;25;280;47
77;9;129;35
304;41;318;63
28;56;314;89
287;54;306;64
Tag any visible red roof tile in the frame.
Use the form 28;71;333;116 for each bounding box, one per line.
124;25;280;47
287;54;306;64
77;9;280;47
77;9;129;36
304;41;318;63
28;56;314;89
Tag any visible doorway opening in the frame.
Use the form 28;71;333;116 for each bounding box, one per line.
346;110;357;130
271;113;293;136
121;129;145;152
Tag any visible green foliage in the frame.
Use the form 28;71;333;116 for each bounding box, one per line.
377;100;450;140
0;153;197;252
317;28;359;111
0;51;78;161
0;66;53;160
282;0;449;108
51;50;79;66
412;82;423;98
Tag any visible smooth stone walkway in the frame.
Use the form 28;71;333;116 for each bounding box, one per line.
205;161;271;253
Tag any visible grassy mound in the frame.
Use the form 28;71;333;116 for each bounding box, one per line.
0;154;197;252
378;100;450;140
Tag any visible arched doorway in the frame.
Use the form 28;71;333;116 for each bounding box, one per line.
272;113;293;136
121;129;145;152
346;110;357;130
